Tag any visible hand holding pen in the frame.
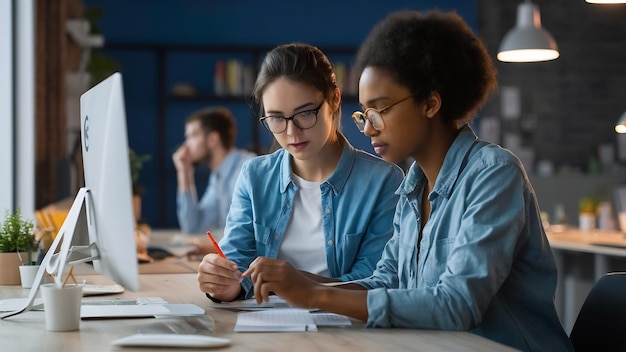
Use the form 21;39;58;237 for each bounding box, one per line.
206;231;226;258
197;231;243;302
189;230;220;256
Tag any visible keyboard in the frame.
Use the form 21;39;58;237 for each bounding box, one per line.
81;284;125;296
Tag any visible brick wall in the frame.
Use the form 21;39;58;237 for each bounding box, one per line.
476;0;626;174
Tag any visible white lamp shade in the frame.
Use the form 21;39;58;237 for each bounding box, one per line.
497;2;560;62
615;110;626;133
586;0;626;3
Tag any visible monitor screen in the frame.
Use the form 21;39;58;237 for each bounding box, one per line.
78;72;139;291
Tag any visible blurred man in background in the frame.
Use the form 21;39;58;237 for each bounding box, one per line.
173;107;255;235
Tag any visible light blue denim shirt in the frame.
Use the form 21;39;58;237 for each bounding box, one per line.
176;149;255;234
356;126;573;351
221;137;404;299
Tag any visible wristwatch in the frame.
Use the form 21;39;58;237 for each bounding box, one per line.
205;287;246;303
205;292;222;303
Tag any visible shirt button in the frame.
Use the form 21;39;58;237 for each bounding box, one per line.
274;235;279;241
327;240;333;246
325;208;330;214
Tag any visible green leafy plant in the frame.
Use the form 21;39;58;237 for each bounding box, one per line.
0;209;37;264
579;197;599;215
129;149;151;196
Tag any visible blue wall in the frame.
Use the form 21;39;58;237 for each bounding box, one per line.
83;0;477;228
84;1;476;45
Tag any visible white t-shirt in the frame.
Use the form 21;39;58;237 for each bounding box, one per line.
277;174;329;277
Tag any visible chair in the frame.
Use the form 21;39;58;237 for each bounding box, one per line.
569;272;626;351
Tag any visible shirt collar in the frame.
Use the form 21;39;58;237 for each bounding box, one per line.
279;135;355;194
398;124;478;198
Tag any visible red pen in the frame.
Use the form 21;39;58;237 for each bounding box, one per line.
206;231;226;258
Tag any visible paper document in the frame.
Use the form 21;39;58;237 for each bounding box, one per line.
211;295;292;310
235;308;317;332
234;308;351;332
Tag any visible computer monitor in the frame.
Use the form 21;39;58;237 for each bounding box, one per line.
0;73;139;319
77;72;139;291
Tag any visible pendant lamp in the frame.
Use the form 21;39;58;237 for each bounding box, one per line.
586;1;626;3
497;1;559;62
615;111;626;133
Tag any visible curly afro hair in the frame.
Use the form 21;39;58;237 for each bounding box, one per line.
355;10;497;125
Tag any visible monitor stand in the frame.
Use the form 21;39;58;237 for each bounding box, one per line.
0;187;99;319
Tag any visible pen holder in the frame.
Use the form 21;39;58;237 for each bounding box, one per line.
40;283;83;331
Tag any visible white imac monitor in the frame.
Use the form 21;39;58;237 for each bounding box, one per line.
78;72;139;291
0;72;139;319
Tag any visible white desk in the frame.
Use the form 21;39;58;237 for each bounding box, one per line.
547;229;626;333
0;272;516;351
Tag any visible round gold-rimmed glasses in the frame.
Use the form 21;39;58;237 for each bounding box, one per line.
351;95;416;132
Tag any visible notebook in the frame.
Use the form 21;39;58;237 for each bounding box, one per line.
234;308;351;332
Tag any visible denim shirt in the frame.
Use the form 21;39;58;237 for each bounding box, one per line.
220;138;404;299
356;126;573;351
176;149;255;234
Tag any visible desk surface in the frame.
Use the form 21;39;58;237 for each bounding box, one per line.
0;272;516;351
139;229;203;274
139;256;199;274
547;229;626;256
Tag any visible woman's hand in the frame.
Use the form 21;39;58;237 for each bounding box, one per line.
197;253;243;302
242;257;319;308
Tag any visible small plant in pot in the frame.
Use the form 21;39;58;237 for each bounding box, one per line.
129;149;152;261
578;197;599;232
129;148;151;198
0;209;38;286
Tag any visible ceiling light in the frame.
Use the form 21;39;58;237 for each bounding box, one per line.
615;111;626;133
497;1;559;63
586;0;626;4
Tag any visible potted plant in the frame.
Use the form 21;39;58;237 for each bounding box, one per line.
578;197;599;232
129;149;151;197
129;149;151;222
128;149;152;262
0;209;37;285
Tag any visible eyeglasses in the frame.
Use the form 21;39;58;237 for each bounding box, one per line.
351;95;416;132
259;101;324;134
